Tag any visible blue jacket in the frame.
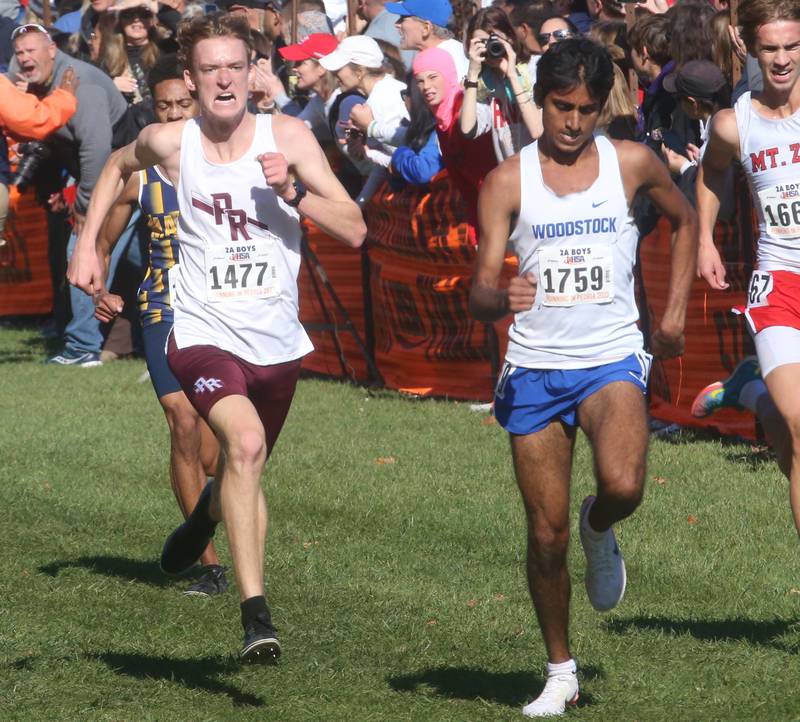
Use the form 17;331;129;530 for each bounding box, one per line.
391;132;443;187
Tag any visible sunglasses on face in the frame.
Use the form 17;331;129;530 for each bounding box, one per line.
537;29;573;45
119;7;153;21
11;23;49;41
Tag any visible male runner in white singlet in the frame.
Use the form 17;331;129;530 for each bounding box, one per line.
470;39;696;717
696;0;800;537
68;14;366;662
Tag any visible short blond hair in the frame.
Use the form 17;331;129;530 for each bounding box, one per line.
178;12;253;71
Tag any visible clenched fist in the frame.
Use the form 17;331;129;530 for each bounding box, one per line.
257;151;292;200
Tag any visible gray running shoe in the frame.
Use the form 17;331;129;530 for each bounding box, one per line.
183;565;228;598
579;495;626;612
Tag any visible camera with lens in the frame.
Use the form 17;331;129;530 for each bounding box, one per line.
12;141;52;194
485;33;506;60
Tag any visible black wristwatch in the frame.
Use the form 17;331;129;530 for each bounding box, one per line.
285;179;307;208
464;79;479;89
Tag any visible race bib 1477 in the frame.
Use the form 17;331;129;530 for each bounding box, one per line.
205;236;281;302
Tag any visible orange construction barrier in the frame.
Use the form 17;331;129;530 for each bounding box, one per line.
298;218;371;382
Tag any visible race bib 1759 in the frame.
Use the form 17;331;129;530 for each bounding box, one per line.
538;245;614;307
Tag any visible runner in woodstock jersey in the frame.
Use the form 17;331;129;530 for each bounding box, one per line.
469;38;696;717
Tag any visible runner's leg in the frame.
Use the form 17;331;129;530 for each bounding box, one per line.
511;421;577;663
577;382;648;532
207;394;268;601
762;363;800;535
160;390;221;567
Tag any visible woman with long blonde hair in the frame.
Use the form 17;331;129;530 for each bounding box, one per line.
596;45;637;140
99;4;165;125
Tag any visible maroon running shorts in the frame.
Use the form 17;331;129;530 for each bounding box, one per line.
167;333;302;456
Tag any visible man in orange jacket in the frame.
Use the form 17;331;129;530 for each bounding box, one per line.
0;65;77;259
0;67;77;140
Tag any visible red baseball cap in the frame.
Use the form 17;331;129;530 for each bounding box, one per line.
279;33;338;62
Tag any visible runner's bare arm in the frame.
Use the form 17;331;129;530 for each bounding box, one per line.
696;109;739;290
623;140;698;358
67;122;182;294
470;156;534;322
264;115;366;248
96;173;139;286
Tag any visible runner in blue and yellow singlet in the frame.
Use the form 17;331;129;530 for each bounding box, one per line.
93;55;227;598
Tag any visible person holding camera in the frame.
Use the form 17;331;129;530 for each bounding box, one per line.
99;3;169;130
460;6;542;164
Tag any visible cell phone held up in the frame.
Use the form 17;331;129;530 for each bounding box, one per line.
649;127;686;157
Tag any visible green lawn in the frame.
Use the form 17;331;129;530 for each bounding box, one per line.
1;324;799;722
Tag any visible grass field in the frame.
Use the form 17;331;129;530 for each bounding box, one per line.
1;323;799;722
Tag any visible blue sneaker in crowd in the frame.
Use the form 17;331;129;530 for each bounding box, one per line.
45;349;102;367
690;356;760;418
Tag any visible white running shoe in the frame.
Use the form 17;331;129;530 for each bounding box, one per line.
522;673;579;717
579;495;626;612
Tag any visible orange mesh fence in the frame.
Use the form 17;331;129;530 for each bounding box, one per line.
0;185;52;316
297;219;371;382
641;169;758;440
363;172;513;399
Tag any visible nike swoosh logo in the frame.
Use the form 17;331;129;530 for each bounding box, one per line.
592;200;608;208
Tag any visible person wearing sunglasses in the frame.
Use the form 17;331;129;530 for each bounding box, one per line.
536;14;578;54
99;4;166;129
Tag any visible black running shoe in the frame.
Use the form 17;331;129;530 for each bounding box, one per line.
240;612;282;664
160;481;218;575
183;565;228;598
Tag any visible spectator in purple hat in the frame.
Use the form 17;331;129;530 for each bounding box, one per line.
386;0;469;80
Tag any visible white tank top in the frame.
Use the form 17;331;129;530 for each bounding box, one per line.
172;114;313;365
506;135;642;369
734;92;800;271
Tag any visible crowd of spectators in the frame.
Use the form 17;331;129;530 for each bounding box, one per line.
0;0;753;365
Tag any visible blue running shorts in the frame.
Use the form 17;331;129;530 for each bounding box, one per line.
142;320;183;399
494;351;653;435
